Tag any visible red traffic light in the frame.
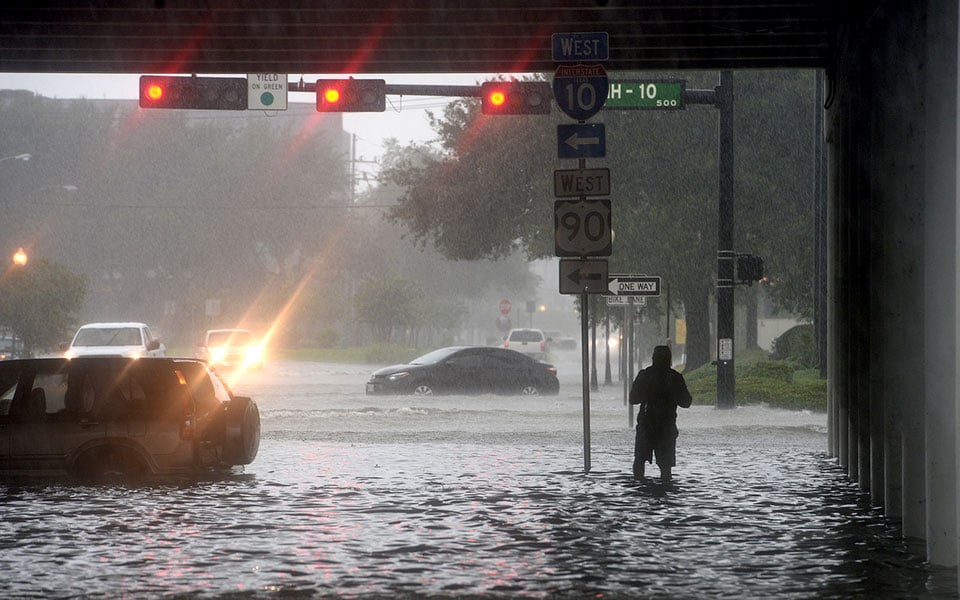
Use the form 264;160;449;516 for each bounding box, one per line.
480;81;551;115
139;76;247;110
316;79;386;112
145;83;164;102
323;88;341;104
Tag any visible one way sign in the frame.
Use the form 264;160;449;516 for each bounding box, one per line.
607;274;661;296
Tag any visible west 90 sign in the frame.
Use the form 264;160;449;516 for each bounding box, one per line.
554;199;612;257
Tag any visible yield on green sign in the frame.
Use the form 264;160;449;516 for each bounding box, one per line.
248;73;287;110
605;80;684;110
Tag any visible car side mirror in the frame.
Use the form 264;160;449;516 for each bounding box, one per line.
58;341;69;351
147;339;160;351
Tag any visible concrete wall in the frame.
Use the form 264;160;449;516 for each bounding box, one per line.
827;0;958;566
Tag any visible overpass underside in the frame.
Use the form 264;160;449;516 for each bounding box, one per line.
827;0;959;568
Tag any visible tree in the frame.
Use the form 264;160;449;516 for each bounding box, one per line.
383;70;818;370
0;258;86;354
0;93;352;346
354;276;423;343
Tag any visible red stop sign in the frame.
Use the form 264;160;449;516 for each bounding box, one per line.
499;299;512;315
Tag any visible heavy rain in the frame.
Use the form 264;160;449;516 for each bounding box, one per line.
0;63;954;598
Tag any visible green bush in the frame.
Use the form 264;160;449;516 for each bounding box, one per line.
742;360;795;383
772;324;814;367
686;356;826;412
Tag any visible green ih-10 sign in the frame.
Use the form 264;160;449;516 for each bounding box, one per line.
605;80;685;109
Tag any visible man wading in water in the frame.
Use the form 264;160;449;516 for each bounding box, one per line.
629;345;692;482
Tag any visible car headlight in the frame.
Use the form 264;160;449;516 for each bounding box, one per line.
387;372;410;381
211;347;227;363
246;345;263;362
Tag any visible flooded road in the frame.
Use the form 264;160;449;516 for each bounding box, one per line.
0;358;956;598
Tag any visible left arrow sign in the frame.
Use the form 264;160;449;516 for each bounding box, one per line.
558;123;606;159
559;259;609;294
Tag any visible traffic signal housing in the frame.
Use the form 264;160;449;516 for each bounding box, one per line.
139;76;247;110
316;79;386;112
481;81;551;115
736;254;765;285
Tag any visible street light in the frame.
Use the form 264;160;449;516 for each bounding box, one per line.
12;247;26;266
0;153;31;163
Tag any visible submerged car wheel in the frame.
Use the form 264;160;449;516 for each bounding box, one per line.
520;384;540;396
74;446;147;483
223;396;261;465
412;383;434;396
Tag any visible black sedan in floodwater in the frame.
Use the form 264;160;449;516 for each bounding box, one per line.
366;346;560;396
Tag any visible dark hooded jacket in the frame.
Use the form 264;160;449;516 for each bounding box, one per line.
629;346;692;432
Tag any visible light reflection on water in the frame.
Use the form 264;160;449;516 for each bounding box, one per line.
0;360;956;598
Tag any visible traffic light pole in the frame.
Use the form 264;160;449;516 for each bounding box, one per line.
684;72;735;409
716;71;736;409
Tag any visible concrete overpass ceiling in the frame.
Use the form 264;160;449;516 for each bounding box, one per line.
0;1;839;74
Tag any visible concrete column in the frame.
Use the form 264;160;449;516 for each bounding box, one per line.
924;0;959;567
830;0;929;540
826;122;840;460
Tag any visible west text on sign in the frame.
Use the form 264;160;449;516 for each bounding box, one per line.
551;32;609;62
554;168;611;197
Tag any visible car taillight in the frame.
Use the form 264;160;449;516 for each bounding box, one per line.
504;341;509;348
547;366;557;376
540;341;545;352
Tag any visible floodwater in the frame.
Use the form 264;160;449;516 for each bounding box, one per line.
0;357;956;599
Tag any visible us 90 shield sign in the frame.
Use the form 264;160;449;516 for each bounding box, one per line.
554;199;612;257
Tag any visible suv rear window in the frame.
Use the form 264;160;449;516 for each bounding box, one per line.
73;327;142;346
509;330;543;342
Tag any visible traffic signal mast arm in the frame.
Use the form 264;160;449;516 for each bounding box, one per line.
289;80;481;98
293;80;550;114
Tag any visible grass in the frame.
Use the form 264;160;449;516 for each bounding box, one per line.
683;348;827;412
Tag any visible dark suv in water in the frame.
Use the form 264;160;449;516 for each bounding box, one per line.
0;357;260;480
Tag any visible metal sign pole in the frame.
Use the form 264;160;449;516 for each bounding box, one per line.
581;292;592;474
625;304;634;427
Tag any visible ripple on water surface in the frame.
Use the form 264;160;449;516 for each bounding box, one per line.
0;433;955;599
0;364;954;599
